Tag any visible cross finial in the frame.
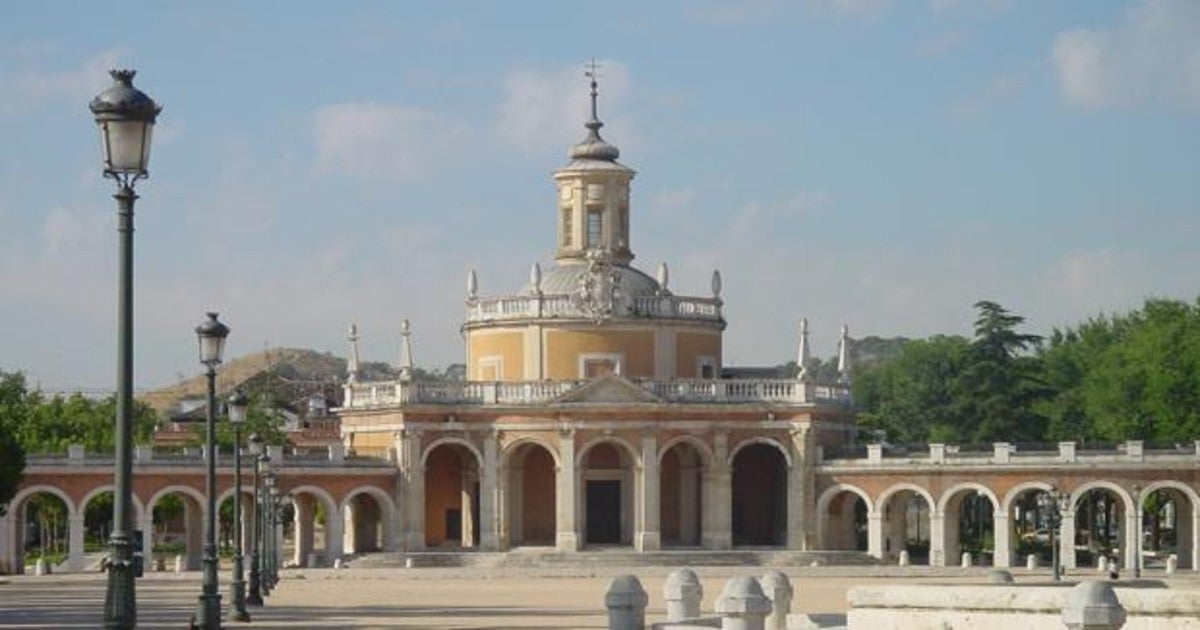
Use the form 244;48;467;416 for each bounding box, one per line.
585;58;602;122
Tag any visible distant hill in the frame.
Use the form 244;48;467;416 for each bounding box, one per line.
139;348;364;415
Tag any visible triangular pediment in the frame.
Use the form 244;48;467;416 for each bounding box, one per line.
555;374;662;404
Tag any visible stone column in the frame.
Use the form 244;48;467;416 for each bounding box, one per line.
293;497;313;567
993;512;1012;568
930;513;946;567
461;469;478;547
789;426;815;551
0;514;13;575
705;432;733;549
867;512;884;559
68;515;85;572
342;500;358;554
186;498;204;571
1061;508;1077;569
480;431;500;550
396;429;425;550
1188;507;1199;571
636;435;660;551
556;429;578;551
1124;508;1139;572
326;499;345;560
138;510;154;560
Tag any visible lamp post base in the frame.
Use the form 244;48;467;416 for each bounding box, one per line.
103;535;137;629
230;578;250;622
192;593;222;630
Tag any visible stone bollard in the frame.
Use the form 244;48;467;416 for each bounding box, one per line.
898;550;910;567
987;569;1014;584
1027;554;1038;570
174;555;185;573
961;552;972;568
34;558;49;576
1097;556;1109;574
715;577;773;630
1061;581;1126;630
404;556;414;569
664;568;703;622
1166;554;1178;575
605;574;648;630
758;570;793;630
333;557;344;569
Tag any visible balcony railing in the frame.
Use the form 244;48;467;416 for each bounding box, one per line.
465;293;724;324
343;377;852;408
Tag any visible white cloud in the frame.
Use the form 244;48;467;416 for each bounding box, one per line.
496;61;631;153
1051;0;1200;111
313;102;468;179
0;47;127;115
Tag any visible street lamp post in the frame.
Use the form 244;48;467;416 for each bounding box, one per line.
194;313;230;630
227;391;250;622
264;473;278;591
247;435;265;606
91;69;161;630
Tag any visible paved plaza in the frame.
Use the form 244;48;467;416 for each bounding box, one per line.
4;566;1194;629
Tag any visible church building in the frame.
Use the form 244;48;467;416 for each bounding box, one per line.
336;75;855;553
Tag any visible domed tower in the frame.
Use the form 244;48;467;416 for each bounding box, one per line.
464;74;725;381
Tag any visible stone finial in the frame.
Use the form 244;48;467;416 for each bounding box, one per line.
1061;581;1126;630
604;574;648;630
467;268;478;300
712;269;723;298
796;318;810;382
715;577;772;630
530;262;542;295
398;319;414;382
657;262;669;293
837;324;851;385
664;568;703;622
758;571;793;630
347;323;360;383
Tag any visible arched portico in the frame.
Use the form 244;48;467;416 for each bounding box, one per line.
502;440;559;548
731;441;789;547
660;439;709;547
341;486;397;554
3;486;76;574
147;485;206;571
816;484;871;553
286;484;342;567
876;483;934;564
577;439;640;547
423;441;482;548
938;484;999;567
1138;481;1199;570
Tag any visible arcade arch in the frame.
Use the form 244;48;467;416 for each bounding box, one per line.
731;442;788;547
147;485;206;571
877;484;933;564
287;485;340;567
341;486;396;554
579;440;639;546
939;484;998;566
504;441;557;547
816;485;870;551
423;441;481;548
659;439;708;547
6;487;73;574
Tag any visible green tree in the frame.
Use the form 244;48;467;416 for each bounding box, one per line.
953;301;1049;443
853;335;972;443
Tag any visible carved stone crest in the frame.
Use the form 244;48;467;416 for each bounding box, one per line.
572;248;628;322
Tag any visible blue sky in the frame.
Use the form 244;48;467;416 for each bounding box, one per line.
1;1;1197;389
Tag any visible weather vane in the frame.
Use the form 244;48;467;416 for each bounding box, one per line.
585;58;602;120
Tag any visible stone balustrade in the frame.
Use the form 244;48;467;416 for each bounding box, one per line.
23;444;391;468
465;293;724;325
819;439;1200;468
343;378;852;409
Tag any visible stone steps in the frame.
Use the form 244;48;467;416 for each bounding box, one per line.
347;549;880;570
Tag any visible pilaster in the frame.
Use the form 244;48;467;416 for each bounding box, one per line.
704;431;732;549
867;513;884;559
68;515;85;572
1060;509;1077;569
480;431;500;550
556;428;578;550
993;513;1012;568
930;514;946;567
636;435;660;551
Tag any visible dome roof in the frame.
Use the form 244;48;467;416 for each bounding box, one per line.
519;262;665;297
